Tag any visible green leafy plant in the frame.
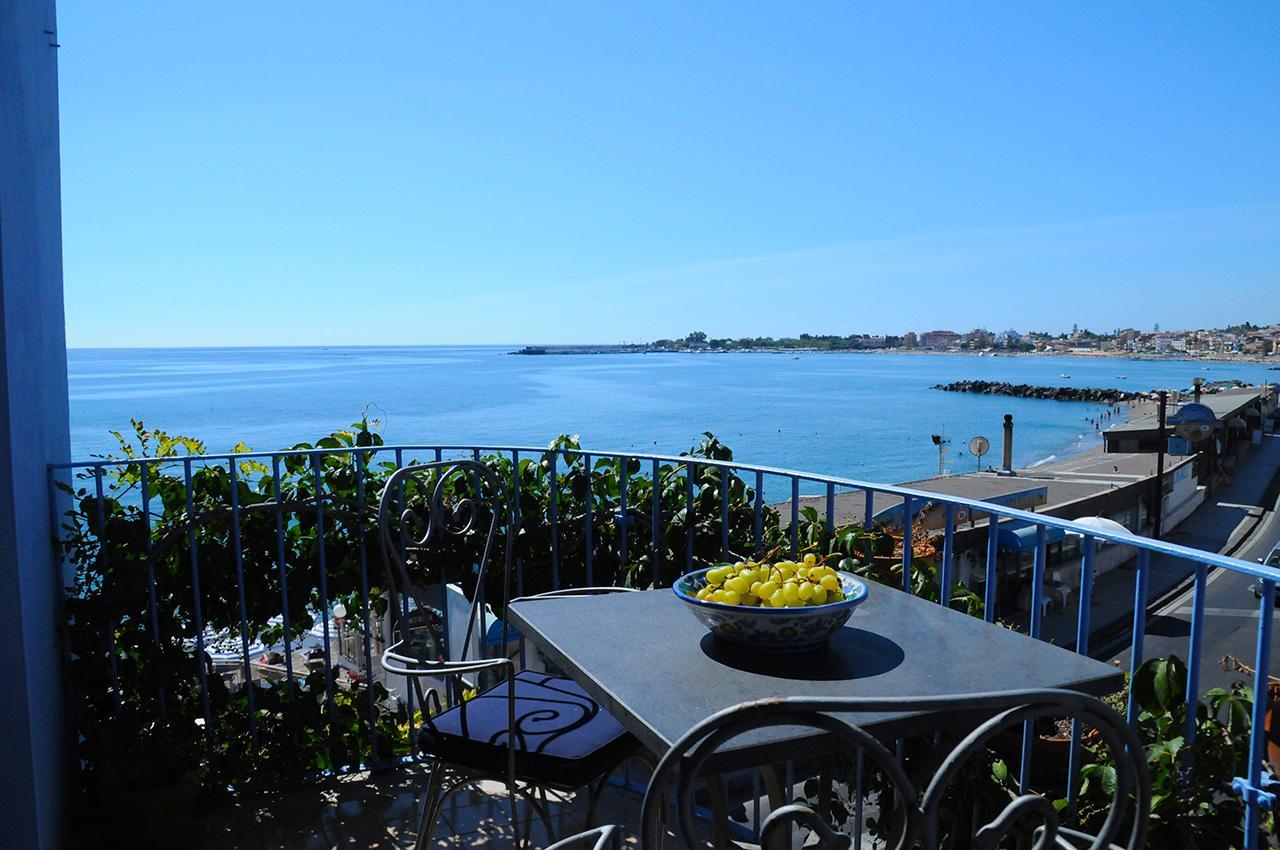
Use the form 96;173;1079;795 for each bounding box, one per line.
1073;655;1273;848
61;421;927;798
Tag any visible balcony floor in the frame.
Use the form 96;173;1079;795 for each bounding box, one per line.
194;766;644;850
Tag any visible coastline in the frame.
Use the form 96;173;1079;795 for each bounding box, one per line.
511;345;1280;367
1025;396;1154;471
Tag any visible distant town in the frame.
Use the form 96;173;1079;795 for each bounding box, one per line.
517;322;1280;361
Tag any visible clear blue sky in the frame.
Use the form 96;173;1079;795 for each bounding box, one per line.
58;2;1279;347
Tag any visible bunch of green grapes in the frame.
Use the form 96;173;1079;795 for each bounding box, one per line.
695;553;846;608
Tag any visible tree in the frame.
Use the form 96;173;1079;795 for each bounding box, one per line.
686;331;708;344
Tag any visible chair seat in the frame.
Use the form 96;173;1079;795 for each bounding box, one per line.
421;670;637;788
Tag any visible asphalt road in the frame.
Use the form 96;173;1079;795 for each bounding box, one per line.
1119;443;1280;696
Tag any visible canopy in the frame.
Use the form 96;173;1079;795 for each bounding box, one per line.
1066;516;1131;537
996;522;1067;552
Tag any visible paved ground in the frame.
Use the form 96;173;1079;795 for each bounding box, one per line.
195;769;647;850
1116;437;1280;695
1049;433;1280;695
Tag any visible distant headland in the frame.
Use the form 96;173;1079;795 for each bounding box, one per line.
512;324;1280;364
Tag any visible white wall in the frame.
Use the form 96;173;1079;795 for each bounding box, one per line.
0;2;71;847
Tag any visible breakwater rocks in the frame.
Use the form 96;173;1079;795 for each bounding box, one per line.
932;380;1141;403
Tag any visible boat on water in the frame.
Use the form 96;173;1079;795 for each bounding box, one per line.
1059;373;1071;378
1117;374;1128;379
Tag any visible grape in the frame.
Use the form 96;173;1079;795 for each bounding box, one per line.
696;555;846;608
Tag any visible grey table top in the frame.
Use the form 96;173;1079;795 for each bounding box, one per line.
508;584;1124;768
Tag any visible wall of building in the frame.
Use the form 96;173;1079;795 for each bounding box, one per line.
0;2;70;848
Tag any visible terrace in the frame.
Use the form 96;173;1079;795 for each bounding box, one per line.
3;5;1279;849
47;426;1280;849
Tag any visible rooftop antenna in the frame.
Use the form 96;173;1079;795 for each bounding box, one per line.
930;433;950;476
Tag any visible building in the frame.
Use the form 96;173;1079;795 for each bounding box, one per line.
919;329;962;350
963;328;995;348
996;329;1021;347
902;331;918;349
1103;387;1275;457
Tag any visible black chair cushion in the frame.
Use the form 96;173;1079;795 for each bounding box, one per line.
420;670;637;788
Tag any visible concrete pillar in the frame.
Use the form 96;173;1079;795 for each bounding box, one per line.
1001;414;1014;474
0;2;71;848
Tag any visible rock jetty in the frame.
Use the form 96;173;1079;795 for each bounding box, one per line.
931;380;1140;403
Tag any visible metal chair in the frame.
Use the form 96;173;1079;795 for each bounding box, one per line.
547;688;1150;850
377;459;640;849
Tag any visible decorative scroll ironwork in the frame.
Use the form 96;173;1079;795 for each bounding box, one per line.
375;460;641;849
615;689;1151;850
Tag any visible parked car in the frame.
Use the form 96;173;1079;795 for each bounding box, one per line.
1251;543;1280;600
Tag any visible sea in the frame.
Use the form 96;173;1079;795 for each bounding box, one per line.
67;347;1280;490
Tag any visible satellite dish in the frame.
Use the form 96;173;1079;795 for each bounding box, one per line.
1168;402;1219;443
968;435;990;472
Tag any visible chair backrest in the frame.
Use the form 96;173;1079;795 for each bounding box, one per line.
640;689;1150;850
377;459;514;665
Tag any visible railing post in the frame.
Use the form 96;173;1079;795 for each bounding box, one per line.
183;458;212;733
584;452;594;587
550;452;560;590
984;517;1000;622
939;503;955;608
227;459;259;749
310;453;335;728
619;455;630;573
825;483;835;551
1237;579;1276;849
753;470;764;555
139;464;167;723
1020;523;1049;793
685;462;696;570
271;457;296;693
1183;562;1208;748
900;495;913;593
790;477;800;557
651;458;661;587
720;465;731;562
1126;549;1151;724
1067;535;1096;818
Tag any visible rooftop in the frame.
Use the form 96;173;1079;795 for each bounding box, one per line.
1106;386;1269;435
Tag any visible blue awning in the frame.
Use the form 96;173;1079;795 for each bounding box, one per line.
997;522;1067;552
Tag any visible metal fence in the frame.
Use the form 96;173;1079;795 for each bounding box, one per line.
50;442;1279;847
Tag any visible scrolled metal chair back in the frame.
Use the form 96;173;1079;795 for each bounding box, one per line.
641;689;1149;850
377;459;514;663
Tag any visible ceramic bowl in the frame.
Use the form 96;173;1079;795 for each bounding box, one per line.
673;567;868;651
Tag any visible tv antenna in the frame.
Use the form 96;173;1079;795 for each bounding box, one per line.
930;433;950;476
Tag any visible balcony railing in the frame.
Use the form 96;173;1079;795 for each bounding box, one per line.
49;432;1280;848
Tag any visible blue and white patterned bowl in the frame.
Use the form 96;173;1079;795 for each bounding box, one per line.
673;567;868;652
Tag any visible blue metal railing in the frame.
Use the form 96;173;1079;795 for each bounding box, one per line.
50;441;1280;846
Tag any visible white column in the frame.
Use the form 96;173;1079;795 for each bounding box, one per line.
0;2;71;848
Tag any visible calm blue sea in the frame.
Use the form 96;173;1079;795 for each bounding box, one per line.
67;347;1279;487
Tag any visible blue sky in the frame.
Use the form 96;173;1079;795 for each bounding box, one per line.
58;2;1279;347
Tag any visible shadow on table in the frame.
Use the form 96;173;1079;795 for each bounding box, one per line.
699;627;905;681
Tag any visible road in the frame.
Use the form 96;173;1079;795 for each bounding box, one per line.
1114;435;1280;696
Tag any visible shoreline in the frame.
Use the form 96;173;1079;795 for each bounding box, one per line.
511;345;1280;367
